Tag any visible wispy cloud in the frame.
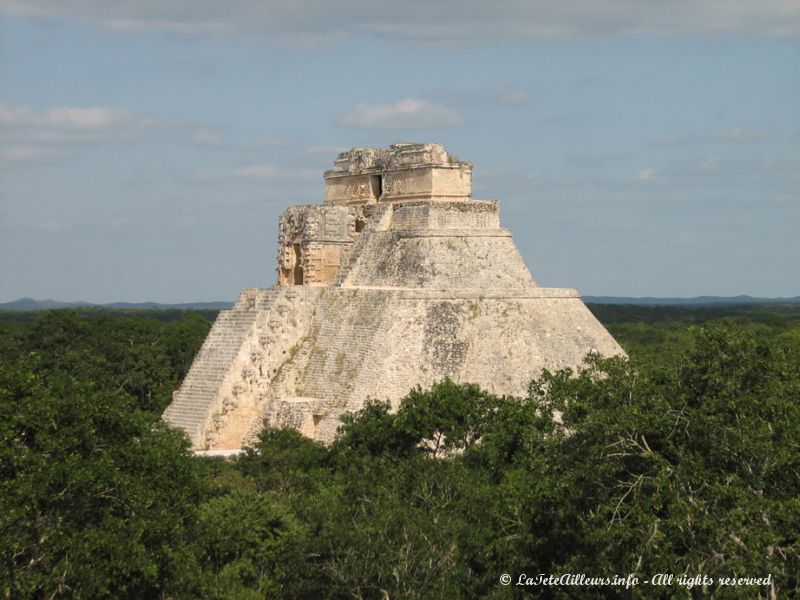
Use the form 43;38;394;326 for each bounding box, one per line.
37;220;68;232
108;217;130;228
234;164;319;181
636;167;658;183
655;126;772;147
340;99;463;129
0;105;136;129
2;1;798;42
191;128;223;146
566;151;629;167
239;136;296;150
709;127;770;142
177;164;320;184
0;144;64;165
0;103;160;144
178;169;227;184
306;145;348;156
235;164;287;178
105;17;232;36
488;83;530;106
697;158;721;171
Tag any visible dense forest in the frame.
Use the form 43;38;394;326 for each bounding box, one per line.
1;305;798;598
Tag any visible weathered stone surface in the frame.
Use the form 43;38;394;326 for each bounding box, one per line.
163;143;624;450
324;142;472;205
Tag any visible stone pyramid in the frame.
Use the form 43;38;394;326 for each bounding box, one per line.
163;143;623;450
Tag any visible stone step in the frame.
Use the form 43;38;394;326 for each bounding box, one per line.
168;392;216;403
165;410;207;421
333;204;393;286
174;384;219;393
164;303;262;444
167;399;215;409
164;416;206;428
165;410;210;422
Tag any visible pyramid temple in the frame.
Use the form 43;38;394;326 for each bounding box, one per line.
163;143;623;450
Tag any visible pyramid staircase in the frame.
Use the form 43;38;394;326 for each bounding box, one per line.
163;289;278;445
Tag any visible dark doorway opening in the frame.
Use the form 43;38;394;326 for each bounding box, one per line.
355;218;366;233
369;175;382;200
292;243;304;285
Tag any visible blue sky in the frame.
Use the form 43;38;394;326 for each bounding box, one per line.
1;1;798;302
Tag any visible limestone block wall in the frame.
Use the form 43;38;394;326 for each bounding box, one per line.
255;287;624;444
381;167;430;202
217;286;321;449
391;143;449;166
330;146;390;173
201;315;265;449
337;200;534;289
324;173;381;205
430;166;472;200
389;201;499;230
255;287;392;443
344;230;537;289
324;144;473;205
382;166;471;202
358;291;622;402
332;203;394;286
360;290;624;402
277;205;355;286
234;287;281;310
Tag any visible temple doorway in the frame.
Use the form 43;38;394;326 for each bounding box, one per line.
292;243;304;285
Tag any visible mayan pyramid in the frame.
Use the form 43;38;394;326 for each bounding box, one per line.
163;143;624;450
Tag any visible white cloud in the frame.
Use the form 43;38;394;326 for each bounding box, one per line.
0;144;64;164
239;136;296;149
636;167;658;183
698;158;720;171
654;127;772;147
709;127;770;141
1;1;798;42
653;134;685;146
191;128;223;146
179;169;226;184
37;220;67;232
1;105;136;130
306;145;348;156
488;83;530;106
105;17;232;36
567;151;629;167
177;164;319;184
340;99;463;129
234;164;318;181
235;164;285;178
0;103;158;144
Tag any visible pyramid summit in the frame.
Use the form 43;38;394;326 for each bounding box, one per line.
163;143;623;450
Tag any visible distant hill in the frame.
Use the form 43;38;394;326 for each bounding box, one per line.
3;295;799;311
583;295;800;306
104;301;234;310
0;298;95;311
0;298;234;311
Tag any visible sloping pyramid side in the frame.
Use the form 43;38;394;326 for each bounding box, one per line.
254;217;623;445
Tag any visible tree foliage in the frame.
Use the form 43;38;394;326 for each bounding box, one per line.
0;307;797;598
0;356;205;599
